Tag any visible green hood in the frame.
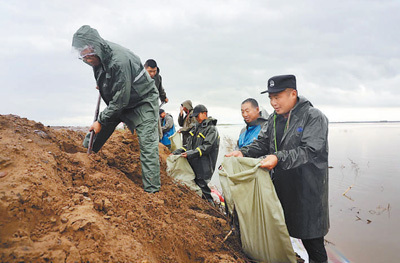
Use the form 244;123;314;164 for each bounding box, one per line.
72;25;112;65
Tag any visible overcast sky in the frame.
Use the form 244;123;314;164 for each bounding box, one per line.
1;0;399;126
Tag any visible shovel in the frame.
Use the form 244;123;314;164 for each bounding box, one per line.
87;93;102;154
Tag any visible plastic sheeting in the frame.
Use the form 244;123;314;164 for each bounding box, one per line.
166;155;202;196
219;156;296;263
169;132;182;152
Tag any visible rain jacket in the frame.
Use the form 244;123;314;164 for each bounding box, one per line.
153;67;167;102
240;96;329;239
160;113;175;146
72;25;158;125
178;100;196;134
237;109;269;149
173;117;220;180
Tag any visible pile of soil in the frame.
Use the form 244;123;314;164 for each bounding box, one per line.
0;114;248;262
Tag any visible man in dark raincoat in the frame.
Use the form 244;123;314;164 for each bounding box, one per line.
227;75;329;263
72;25;160;193
144;59;168;104
173;105;220;203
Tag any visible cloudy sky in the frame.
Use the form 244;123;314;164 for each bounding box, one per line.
1;0;399;126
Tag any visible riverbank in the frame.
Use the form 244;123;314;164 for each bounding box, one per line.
0;114;248;262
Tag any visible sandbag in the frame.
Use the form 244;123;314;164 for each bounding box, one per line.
168;132;182;152
219;156;296;263
166;155;202;196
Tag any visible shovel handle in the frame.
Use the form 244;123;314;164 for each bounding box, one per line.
87;93;102;154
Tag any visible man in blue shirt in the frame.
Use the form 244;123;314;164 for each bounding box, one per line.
237;98;268;149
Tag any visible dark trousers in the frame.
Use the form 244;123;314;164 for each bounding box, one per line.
302;237;327;263
194;177;213;202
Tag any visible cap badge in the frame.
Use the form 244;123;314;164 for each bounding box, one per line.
269;80;275;88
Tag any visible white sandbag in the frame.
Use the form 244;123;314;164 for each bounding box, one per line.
219;156;296;263
166;155;202;196
168;132;182;152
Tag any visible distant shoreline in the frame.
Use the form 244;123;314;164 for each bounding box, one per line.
329;120;400;124
218;120;400;126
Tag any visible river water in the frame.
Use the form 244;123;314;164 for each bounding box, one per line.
211;122;400;262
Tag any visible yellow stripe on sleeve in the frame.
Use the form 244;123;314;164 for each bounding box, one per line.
196;147;202;157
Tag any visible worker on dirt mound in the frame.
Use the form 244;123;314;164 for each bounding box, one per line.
226;75;329;263
237;98;268;149
72;25;160;193
177;100;197;145
172;104;220;203
145;59;168;104
159;109;175;150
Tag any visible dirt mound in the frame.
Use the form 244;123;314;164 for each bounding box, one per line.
0;114;248;262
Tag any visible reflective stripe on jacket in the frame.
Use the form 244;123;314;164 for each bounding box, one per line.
173;117;220;180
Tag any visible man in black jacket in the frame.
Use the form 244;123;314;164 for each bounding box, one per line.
173;105;220;203
145;59;168;104
226;75;329;263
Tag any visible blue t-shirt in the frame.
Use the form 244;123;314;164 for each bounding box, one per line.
238;124;262;149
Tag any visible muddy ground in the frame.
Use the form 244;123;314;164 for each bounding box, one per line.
0;114;249;262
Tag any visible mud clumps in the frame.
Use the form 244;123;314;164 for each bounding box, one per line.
0;114;248;262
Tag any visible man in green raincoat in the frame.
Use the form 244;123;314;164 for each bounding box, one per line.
72;25;160;193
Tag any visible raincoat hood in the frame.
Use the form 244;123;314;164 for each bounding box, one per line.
72;25;112;65
181;100;193;111
286;96;313;116
200;117;217;127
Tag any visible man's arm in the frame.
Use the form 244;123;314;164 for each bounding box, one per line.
178;111;185;127
239;122;270;157
162;115;174;132
98;67;131;125
157;75;167;102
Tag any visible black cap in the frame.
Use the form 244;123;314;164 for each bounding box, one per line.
159;109;165;115
261;75;296;94
191;104;208;117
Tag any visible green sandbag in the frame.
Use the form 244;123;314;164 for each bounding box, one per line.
219;156;296;263
166;155;202;196
169;132;182;152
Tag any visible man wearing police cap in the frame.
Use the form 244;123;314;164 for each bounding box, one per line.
226;75;329;263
